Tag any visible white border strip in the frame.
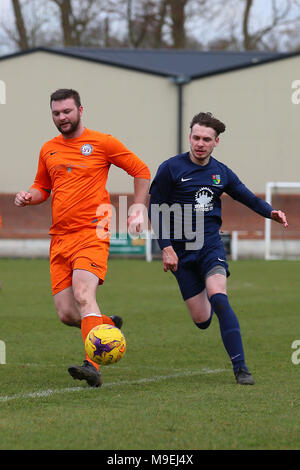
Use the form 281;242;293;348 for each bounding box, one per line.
0;368;227;403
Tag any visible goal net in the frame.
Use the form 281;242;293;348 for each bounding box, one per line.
265;182;300;260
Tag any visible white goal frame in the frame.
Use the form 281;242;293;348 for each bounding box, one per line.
265;182;300;260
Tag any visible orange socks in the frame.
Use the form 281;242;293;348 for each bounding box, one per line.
81;314;103;370
81;314;115;369
101;314;115;326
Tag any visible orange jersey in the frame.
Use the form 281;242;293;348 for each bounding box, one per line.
31;128;150;235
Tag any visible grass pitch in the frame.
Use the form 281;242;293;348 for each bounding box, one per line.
0;257;299;450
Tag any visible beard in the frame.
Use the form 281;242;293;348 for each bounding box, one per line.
55;112;81;135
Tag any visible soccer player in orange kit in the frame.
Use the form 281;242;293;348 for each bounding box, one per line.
14;89;150;387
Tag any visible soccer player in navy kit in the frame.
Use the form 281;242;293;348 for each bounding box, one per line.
149;112;288;385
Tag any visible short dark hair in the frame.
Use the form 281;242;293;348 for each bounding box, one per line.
50;89;81;108
190;112;226;136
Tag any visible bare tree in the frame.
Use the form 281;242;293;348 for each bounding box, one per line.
113;0;191;49
11;0;28;49
188;0;300;52
3;0;57;51
242;0;295;50
2;0;300;54
123;0;170;48
168;0;188;48
127;0;152;47
51;0;104;46
242;0;253;50
153;0;169;47
51;0;74;46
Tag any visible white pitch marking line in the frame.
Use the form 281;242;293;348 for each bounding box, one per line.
0;368;227;403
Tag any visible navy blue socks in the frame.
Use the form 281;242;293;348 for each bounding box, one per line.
209;293;247;372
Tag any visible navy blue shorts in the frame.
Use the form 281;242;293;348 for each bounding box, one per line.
171;240;230;301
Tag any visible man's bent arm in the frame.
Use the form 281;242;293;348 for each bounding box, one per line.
14;188;47;207
133;177;150;206
128;177;150;234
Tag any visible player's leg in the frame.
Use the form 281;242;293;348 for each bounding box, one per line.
67;269;103;386
72;268;101;316
52;276;117;330
206;270;254;385
68;268;122;387
71;235;121;329
172;257;214;330
51;257;102;386
67;233;123;386
72;268;104;358
72;267;119;326
185;289;213;330
53;286;81;328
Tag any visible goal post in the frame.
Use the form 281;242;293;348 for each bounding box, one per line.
265;182;300;260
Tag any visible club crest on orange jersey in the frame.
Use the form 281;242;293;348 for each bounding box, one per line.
81;144;93;156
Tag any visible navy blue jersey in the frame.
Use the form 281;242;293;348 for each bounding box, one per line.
149;152;274;249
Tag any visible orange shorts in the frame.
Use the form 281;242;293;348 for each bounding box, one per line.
50;228;110;295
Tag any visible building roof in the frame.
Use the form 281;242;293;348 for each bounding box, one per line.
0;46;295;80
51;47;285;80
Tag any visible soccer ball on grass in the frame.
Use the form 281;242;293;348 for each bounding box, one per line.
85;324;126;365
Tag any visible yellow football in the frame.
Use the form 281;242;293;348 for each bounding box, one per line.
85;324;126;366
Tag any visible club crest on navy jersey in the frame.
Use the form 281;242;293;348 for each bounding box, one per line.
81;144;93;156
195;187;214;212
212;174;221;184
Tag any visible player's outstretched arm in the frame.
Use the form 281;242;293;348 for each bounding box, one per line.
271;210;288;228
14;188;45;207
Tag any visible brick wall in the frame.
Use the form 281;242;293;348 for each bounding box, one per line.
0;193;298;240
221;194;300;239
0;194;51;239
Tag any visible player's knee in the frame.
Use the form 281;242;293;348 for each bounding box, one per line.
56;306;80;327
72;283;90;308
194;307;214;330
